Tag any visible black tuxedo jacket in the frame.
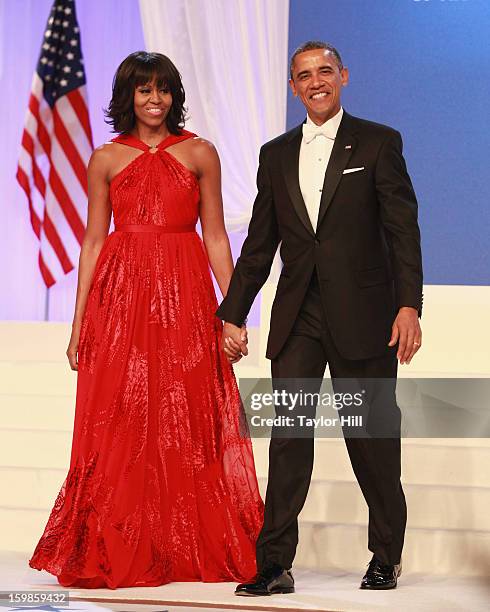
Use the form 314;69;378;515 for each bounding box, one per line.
216;111;423;361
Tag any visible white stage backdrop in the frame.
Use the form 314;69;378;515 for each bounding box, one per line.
139;0;289;232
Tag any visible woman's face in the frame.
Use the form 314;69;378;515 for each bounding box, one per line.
133;77;172;129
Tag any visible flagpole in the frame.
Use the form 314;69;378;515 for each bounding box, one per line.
44;286;50;321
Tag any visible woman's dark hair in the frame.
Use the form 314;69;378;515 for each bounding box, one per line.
105;51;186;134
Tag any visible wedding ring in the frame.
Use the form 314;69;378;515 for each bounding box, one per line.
413;341;420;346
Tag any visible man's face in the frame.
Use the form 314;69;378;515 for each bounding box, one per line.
289;49;349;125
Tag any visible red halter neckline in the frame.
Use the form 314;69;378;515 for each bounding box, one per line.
111;129;196;152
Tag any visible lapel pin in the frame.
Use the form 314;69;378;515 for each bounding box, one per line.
345;145;352;149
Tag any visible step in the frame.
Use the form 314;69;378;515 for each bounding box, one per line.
0;395;75;431
4;387;490;439
0;362;77;396
0;358;270;398
296;521;490;577
0;321;263;365
257;284;490;376
0;351;262;398
2;465;488;533
257;477;490;532
0;467;65;510
0;322;71;362
4;505;489;577
251;438;490;488
0;430;72;470
1;430;489;489
0;507;50;556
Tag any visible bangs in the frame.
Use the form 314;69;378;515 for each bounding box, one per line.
132;60;171;89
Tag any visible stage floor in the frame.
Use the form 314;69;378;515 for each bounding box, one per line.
2;552;489;612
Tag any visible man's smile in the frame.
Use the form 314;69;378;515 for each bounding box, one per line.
310;91;330;100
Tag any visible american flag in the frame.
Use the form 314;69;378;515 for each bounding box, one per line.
16;0;93;287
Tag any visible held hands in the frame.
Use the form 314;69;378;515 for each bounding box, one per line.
222;322;248;364
388;306;422;365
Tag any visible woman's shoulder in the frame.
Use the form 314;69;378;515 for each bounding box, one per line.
184;133;218;161
88;141;120;175
91;140;118;159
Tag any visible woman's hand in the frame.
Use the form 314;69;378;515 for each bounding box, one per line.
67;325;81;371
222;322;248;364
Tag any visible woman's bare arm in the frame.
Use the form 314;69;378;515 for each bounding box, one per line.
67;145;112;369
195;139;234;299
194;139;247;362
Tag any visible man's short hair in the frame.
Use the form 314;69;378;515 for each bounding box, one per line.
290;41;344;78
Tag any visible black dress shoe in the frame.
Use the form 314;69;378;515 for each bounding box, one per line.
360;555;402;590
235;564;295;596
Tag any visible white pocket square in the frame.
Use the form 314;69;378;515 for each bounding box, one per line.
343;167;365;174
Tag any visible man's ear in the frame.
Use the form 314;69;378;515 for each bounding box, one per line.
289;78;297;97
341;67;349;88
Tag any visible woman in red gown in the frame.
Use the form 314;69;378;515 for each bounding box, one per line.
29;51;263;589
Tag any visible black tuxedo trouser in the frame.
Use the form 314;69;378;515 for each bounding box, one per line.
256;271;407;570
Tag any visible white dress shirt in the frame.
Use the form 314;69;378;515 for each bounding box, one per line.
299;107;343;232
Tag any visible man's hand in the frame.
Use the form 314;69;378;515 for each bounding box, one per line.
222;322;248;364
388;306;422;365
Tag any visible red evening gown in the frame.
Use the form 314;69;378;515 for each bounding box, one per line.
29;130;264;589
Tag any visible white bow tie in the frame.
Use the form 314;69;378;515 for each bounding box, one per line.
302;121;336;144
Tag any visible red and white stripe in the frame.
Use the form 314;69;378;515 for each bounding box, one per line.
16;72;93;287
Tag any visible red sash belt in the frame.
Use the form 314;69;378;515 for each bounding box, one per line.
115;224;196;233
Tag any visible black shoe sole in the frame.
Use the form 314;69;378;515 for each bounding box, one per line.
360;581;397;590
235;587;295;597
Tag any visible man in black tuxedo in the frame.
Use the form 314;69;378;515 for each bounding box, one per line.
217;41;423;595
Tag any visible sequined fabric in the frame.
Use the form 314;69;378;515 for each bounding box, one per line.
29;130;264;589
